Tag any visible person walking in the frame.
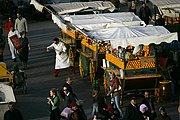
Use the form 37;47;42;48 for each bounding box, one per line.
128;1;137;15
14;12;28;35
69;101;87;120
63;86;76;108
18;31;30;69
8;25;21;62
47;88;61;120
124;96;144;120
5;17;14;37
91;90;99;118
139;104;150;120
139;2;152;25
0;27;6;62
60;77;73;100
107;72;123;119
3;102;23;120
141;91;156;120
156;107;171;120
46;37;71;77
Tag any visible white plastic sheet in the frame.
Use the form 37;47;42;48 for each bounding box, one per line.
30;0;115;14
0;83;16;104
51;14;67;32
63;12;145;30
87;26;178;48
47;1;115;15
30;0;44;12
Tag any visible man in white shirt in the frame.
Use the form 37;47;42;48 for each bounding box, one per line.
15;12;28;35
8;25;21;62
47;37;71;77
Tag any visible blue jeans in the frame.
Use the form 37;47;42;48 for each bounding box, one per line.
92;103;98;115
112;95;123;118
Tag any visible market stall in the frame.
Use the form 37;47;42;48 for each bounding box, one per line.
0;83;16;120
31;0;145;81
59;12;145;75
89;26;178;103
149;0;180;18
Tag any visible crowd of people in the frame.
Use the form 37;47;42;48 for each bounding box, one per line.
89;72;173;120
44;75;173;120
2;75;175;120
46;77;87;120
0;11;30;70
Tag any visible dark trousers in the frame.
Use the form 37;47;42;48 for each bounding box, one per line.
54;69;60;77
50;108;60;120
54;66;75;77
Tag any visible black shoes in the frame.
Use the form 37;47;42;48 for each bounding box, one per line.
13;58;17;62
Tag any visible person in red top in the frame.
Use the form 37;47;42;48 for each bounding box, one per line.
107;72;123;119
5;17;14;37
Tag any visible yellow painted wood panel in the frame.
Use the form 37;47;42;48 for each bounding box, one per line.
106;54;124;69
61;28;75;39
81;39;97;51
0;62;7;76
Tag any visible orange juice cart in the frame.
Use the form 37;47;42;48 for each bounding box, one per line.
86;26;178;104
66;12;145;82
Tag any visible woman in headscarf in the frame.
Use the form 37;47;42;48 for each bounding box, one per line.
139;104;149;120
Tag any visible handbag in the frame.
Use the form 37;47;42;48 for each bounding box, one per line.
60;107;73;119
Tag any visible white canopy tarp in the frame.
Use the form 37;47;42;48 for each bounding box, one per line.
87;26;178;48
149;0;180;17
63;12;145;30
0;83;16;104
49;1;115;15
30;0;44;12
30;0;115;14
52;14;67;32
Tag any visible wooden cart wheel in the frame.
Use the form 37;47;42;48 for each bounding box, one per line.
89;60;95;83
68;47;74;66
79;56;84;78
103;72;108;94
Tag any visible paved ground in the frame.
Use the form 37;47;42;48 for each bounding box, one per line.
1;20;93;120
0;2;180;119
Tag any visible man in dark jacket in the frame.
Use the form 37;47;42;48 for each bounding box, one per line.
124;96;144;120
63;86;76;107
4;102;23;120
60;77;73;99
139;2;152;25
141;91;157;120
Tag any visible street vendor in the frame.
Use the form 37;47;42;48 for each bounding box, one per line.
133;44;144;57
47;37;71;77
